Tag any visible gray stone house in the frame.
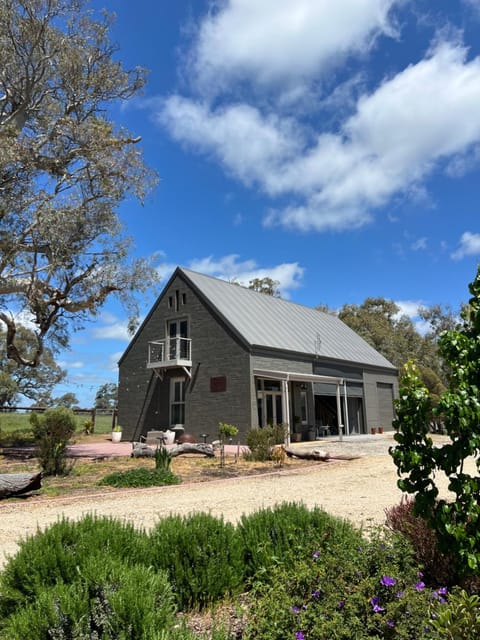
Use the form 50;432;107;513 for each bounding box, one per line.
117;267;398;443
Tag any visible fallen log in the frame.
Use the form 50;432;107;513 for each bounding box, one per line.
169;443;215;458
0;472;42;499
131;442;215;459
285;447;360;461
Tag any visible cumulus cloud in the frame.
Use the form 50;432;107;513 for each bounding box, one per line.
92;317;131;341
191;0;399;95
451;231;480;260
155;254;305;298
160;38;480;232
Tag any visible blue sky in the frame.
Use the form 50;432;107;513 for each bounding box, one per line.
54;0;480;406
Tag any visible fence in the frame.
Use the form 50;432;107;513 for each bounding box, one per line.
0;406;118;430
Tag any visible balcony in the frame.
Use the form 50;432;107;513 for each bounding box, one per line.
147;337;192;371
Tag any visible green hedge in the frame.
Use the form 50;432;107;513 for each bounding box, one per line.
237;501;362;581
0;515;149;616
149;512;243;610
1;556;175;640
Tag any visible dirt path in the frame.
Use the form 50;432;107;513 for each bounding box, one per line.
1;434;470;569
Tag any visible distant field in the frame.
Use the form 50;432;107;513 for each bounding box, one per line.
0;411;114;445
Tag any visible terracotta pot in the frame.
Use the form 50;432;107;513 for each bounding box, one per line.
371;427;376;435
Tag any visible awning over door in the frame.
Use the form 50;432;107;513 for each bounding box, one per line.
253;368;345;443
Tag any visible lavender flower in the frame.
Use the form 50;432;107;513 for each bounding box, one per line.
291;606;301;614
387;619;395;628
370;596;385;613
380;575;396;587
295;632;305;640
415;581;425;591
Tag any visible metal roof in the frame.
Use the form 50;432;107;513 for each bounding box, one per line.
181;268;396;370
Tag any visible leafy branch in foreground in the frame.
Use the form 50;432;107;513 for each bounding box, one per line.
0;0;158;368
391;265;480;575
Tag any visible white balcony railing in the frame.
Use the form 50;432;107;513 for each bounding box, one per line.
147;337;192;369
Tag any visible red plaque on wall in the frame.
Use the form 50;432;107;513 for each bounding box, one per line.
210;376;227;392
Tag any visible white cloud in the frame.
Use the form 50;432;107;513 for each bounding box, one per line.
153;254;305;298
157;98;301;192
191;0;399;95
411;238;427;251
160;40;480;232
451;231;480;260
187;254;304;297
58;360;85;369
92;321;130;341
394;300;423;319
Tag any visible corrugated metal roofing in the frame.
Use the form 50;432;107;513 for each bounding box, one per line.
181;268;395;370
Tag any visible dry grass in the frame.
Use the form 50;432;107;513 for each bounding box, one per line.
0;447;314;501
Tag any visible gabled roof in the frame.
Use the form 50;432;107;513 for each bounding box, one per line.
180;268;395;370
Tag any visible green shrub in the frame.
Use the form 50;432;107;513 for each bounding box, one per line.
237;501;362;582
30;407;77;475
1;555;175;640
0;514;149;616
155;444;172;471
244;530;442;640
386;496;456;587
431;588;480;639
98;467;180;488
245;424;286;461
149;512;243;610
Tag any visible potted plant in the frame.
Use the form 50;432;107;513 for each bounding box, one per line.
111;424;122;443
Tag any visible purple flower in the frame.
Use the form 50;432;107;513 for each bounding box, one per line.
312;551;320;560
338;600;345;610
387;619;395;628
438;587;448;596
295;632;305;640
380;575;396;587
370;596;385;613
291;606;301;614
312;590;321;599
415;581;425;591
396;591;404;599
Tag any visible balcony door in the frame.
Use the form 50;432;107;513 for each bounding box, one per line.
167;319;188;360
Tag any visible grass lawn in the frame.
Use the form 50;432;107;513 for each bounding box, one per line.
0;411;114;446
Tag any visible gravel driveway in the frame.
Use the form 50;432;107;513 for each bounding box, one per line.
0;434;465;569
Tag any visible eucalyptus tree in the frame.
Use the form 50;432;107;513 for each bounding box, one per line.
0;0;158;368
0;325;65;407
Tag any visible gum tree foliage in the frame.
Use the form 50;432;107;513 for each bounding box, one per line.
0;325;65;406
94;381;117;411
0;0;158;369
319;297;457;388
248;277;281;297
391;265;480;574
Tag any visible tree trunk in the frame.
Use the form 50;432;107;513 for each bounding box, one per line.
0;472;42;499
